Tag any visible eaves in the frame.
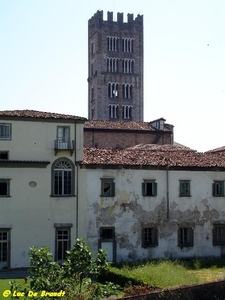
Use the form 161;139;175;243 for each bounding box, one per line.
0;160;50;168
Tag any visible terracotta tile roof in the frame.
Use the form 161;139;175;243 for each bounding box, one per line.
205;146;225;154
84;120;172;131
0;110;87;121
127;143;192;151
83;147;225;168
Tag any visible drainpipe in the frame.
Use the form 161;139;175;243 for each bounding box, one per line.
166;164;170;220
74;121;78;238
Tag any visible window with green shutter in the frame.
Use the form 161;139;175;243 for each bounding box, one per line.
213;181;224;197
179;180;191;197
142;227;158;247
142;180;157;197
178;227;194;247
213;224;225;245
101;178;115;197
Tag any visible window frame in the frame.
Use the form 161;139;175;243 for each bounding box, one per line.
142;180;157;197
141;226;158;248
0;124;12;140
100;227;115;240
100;178;115;197
213;224;225;245
178;227;194;247
55;226;71;262
51;158;75;197
179;180;191;197
213;181;224;197
0;179;11;197
0;229;11;268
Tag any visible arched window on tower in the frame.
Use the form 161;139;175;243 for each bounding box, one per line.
109;104;119;119
108;82;119;98
122;84;133;99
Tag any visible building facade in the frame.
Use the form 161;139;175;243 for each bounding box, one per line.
84;118;174;149
0;110;86;269
81;146;225;262
88;10;143;122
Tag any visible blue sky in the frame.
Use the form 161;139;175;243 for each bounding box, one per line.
1;0;225;152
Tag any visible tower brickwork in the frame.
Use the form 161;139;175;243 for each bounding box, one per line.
88;11;143;122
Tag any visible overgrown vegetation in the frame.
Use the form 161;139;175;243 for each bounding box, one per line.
2;252;225;299
5;239;119;300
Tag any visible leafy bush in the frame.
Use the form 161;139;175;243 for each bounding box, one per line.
26;239;116;300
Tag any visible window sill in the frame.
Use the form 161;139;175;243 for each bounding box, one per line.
100;195;115;197
179;195;191;197
142;245;158;248
0;195;11;198
50;194;76;198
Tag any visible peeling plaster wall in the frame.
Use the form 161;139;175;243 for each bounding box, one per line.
85;168;225;261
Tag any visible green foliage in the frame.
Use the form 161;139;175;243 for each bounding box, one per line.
64;239;107;283
27;239;113;300
28;246;67;293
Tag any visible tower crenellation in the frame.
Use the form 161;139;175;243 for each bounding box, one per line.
88;10;143;122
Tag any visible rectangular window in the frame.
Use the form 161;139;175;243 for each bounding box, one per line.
213;181;224;197
142;227;158;248
56;126;70;149
213;225;225;245
56;228;71;261
0;179;10;197
0;124;11;140
142;180;157;197
179;180;191;197
178;227;194;247
101;178;115;197
0;151;9;160
0;229;10;268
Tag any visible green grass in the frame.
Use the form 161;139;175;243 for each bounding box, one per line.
0;279;25;299
110;258;225;289
1;258;225;298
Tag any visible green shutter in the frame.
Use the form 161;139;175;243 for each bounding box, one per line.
142;182;146;196
111;182;115;197
154;182;157;196
212;183;216;197
221;182;224;197
141;228;146;248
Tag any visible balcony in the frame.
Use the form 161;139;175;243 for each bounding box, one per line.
54;139;75;156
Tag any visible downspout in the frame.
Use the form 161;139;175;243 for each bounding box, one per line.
166;164;170;220
74;121;78;238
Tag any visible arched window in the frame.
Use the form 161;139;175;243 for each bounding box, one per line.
52;158;75;196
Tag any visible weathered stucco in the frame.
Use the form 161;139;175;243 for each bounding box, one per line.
85;168;225;261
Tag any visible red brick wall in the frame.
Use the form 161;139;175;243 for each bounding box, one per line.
84;130;173;149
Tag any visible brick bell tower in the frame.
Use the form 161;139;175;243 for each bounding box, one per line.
88;11;143;122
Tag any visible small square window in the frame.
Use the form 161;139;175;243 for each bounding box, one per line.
179;180;191;197
213;181;224;197
142;180;157;197
100;227;115;240
101;179;115;197
0;152;9;160
178;227;194;247
0;179;10;197
142;227;158;248
213;225;225;245
0;124;11;140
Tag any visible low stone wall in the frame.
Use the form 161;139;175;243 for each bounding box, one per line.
121;280;225;300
